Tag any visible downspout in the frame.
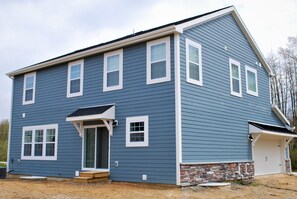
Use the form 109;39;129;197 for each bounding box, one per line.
7;76;14;173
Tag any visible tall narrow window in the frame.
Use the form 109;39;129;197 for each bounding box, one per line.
147;37;171;84
22;124;58;160
245;65;258;96
23;72;36;105
229;58;242;97
103;49;123;92
186;38;202;86
126;116;149;147
67;60;84;98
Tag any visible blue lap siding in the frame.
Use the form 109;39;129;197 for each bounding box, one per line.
9;36;176;184
180;14;283;163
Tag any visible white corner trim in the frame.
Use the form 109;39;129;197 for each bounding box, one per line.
67;59;84;98
174;33;182;185
7;79;14;172
146;37;171;85
185;38;203;86
245;65;258;97
103;49;123;92
125;115;149;147
22;72;36;105
229;58;242;97
271;104;290;125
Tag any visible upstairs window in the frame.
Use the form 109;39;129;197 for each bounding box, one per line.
23;72;36;105
22;124;58;160
186;38;202;86
147;37;171;84
126;116;149;147
67;60;84;98
103;49;123;92
245;65;258;96
229;58;242;97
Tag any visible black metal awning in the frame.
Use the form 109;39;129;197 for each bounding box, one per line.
249;121;296;135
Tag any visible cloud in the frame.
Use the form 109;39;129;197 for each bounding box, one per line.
0;0;296;119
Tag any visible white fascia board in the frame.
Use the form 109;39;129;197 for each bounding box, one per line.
271;104;290;125
7;26;178;77
66;106;115;122
231;7;274;76
175;6;235;33
250;130;297;138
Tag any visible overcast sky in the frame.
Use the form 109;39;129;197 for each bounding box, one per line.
0;0;296;120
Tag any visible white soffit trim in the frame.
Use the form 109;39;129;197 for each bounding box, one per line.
231;7;274;76
66;106;115;122
175;6;234;32
7;26;178;77
271;104;290;125
176;6;274;76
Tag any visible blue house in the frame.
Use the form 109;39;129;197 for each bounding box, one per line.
6;6;296;186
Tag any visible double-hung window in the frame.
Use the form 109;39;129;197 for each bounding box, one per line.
67;60;84;98
103;49;123;92
22;124;58;160
245;65;258;96
23;72;36;105
229;58;242;97
186;38;202;86
126;116;149;147
147;37;171;84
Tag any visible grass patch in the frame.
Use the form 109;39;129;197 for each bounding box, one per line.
0;162;6;168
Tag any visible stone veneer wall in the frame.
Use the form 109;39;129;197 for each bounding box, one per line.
285;159;291;173
180;162;254;186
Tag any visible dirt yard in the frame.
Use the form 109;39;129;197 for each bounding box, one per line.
1;174;297;199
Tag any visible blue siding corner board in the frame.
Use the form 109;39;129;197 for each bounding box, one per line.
180;14;282;163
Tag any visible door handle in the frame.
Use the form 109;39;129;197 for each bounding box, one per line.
265;156;268;161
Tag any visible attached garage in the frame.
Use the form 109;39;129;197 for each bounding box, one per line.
249;121;296;176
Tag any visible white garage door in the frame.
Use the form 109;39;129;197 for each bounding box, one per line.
254;139;282;175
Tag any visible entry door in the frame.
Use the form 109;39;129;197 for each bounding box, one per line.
254;139;282;175
83;127;109;170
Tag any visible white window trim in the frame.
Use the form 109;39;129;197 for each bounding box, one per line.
229;58;242;97
185;38;202;86
67;59;84;98
103;49;123;92
126;116;149;147
146;37;171;84
21;124;58;160
245;65;258;96
22;72;36;105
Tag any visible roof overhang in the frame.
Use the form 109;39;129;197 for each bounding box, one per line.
175;6;274;76
7;25;180;78
249;122;297;138
271;104;291;126
66;104;115;122
7;6;273;77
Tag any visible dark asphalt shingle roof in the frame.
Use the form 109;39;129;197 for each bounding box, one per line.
67;105;114;118
249;121;296;135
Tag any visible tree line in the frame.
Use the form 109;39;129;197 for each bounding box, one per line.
268;36;297;170
0;119;9;161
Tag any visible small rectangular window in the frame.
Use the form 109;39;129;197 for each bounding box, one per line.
186;38;202;86
229;58;242;97
67;60;84;98
21;124;58;160
245;65;258;96
23;72;36;105
126;116;149;147
147;37;171;84
103;49;123;92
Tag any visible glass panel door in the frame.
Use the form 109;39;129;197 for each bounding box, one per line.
83;128;96;169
